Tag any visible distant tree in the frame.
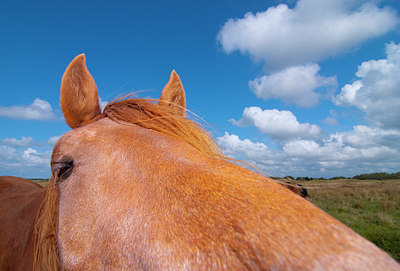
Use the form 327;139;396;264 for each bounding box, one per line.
296;176;313;181
352;172;400;180
330;176;346;180
389;171;400;179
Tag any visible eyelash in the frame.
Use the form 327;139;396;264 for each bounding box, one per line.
52;160;74;181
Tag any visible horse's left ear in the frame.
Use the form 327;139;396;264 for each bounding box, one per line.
159;70;186;116
60;54;101;129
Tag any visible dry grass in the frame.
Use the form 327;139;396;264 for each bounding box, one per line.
37;180;49;187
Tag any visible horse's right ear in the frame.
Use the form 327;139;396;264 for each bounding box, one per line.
60;54;101;129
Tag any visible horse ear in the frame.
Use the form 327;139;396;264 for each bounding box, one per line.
159;70;186;116
60;54;101;129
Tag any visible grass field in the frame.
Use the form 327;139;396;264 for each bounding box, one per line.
33;178;400;262
295;178;400;262
36;179;49;187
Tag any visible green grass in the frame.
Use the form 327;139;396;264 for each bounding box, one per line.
297;179;400;262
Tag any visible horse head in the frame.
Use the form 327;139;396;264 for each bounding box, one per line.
34;54;400;270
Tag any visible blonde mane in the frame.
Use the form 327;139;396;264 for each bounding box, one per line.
101;98;224;158
33;177;60;270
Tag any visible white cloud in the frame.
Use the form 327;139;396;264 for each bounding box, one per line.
282;139;322;157
249;64;337;107
0;145;17;160
339;125;400;149
217;0;399;70
322;116;339;126
48;135;62;146
217;133;286;175
0;98;56;120
334;42;400;129
230;106;321;140
335;81;362;106
0;145;51;177
217;125;400;177
0;136;35;147
22;148;51;166
0;136;53;177
283;126;400;164
217;132;271;160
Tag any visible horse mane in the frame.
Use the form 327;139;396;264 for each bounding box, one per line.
101;98;224;158
33;177;60;271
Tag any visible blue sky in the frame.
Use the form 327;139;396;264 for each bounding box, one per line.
1;0;400;178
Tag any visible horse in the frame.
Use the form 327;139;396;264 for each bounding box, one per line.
0;54;399;270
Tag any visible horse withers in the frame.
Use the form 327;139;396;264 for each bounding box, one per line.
1;54;399;270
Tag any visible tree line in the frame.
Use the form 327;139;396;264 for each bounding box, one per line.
352;171;400;180
283;171;400;181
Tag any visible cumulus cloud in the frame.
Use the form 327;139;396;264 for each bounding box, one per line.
0;98;56;120
217;125;400;177
215;1;400;177
22;148;51;166
0;136;35;147
0;145;17;160
217;0;399;70
230;106;321;140
0;136;52;177
0;146;51;177
249;64;337;107
334;42;400;129
217;133;285;174
338;125;400;149
283;126;400;164
217;132;270;159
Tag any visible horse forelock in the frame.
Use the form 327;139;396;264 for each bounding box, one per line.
33;177;61;270
100;98;224;158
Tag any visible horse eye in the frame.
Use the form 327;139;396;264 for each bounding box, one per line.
58;163;73;180
52;159;74;181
